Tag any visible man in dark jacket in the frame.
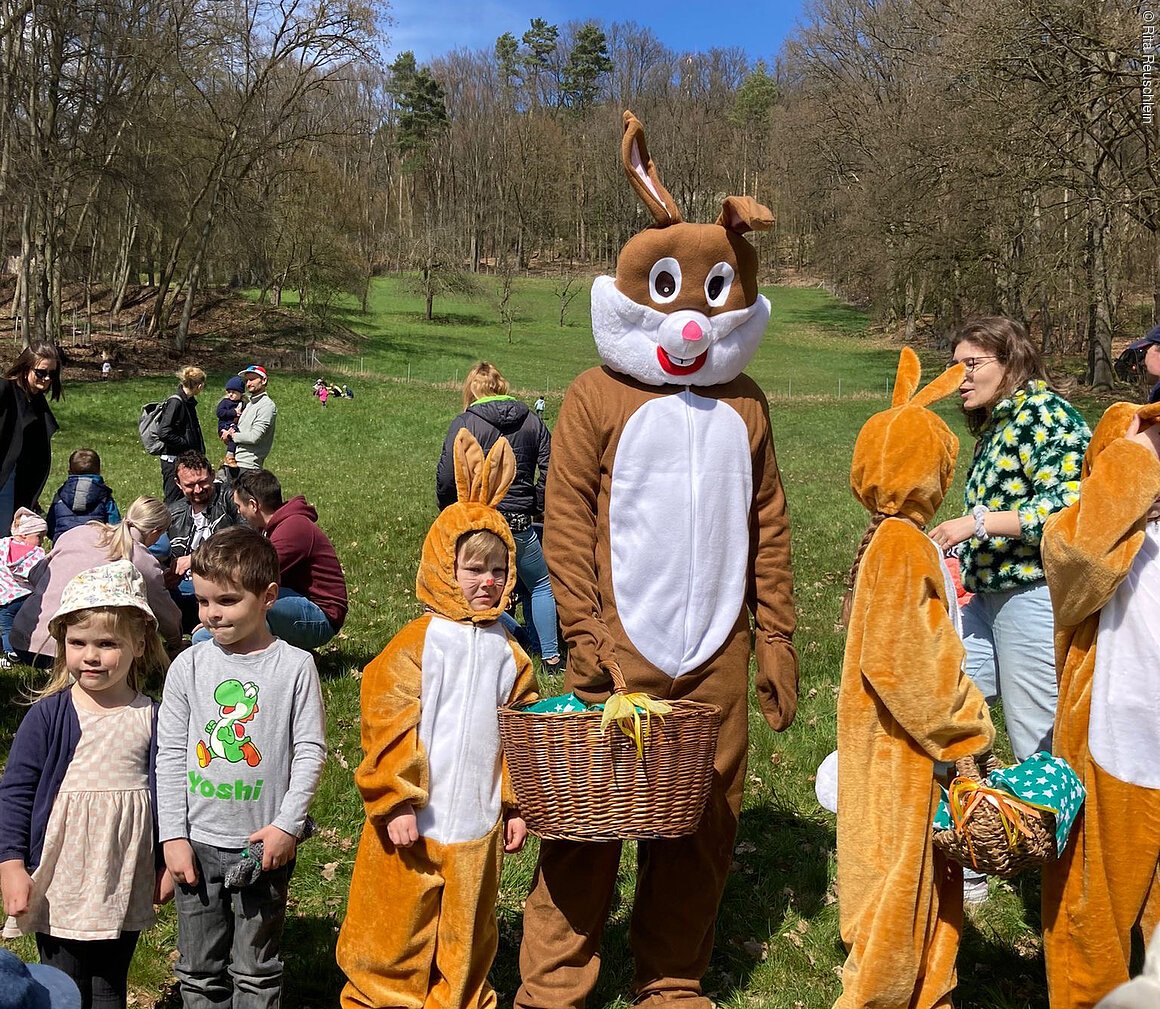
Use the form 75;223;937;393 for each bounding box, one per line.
231;468;347;649
166;451;238;630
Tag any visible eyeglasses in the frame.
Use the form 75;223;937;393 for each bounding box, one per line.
32;368;54;380
947;356;997;376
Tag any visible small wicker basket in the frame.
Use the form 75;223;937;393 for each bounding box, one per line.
498;666;721;842
933;753;1057;879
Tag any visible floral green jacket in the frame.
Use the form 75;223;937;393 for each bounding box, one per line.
960;381;1091;593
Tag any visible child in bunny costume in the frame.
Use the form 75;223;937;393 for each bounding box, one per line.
515;111;798;1009
834;348;994;1009
337;429;538;1009
1040;401;1160;1009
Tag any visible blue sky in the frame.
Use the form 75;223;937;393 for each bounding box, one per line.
385;0;806;65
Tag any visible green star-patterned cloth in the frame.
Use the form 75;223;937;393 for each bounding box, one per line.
520;693;589;714
933;752;1085;853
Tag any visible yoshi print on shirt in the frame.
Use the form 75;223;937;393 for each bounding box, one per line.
195;679;263;769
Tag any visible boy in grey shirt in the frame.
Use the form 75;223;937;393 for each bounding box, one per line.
158;525;326;1008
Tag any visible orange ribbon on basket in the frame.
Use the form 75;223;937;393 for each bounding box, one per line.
948;775;1056;867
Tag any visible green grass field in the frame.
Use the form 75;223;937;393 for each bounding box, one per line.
0;277;1111;1007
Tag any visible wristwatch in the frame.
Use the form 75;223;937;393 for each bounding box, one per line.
972;504;990;541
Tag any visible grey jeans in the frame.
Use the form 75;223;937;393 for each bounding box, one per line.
174;839;293;1009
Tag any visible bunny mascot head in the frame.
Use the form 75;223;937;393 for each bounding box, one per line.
515;111;798;1009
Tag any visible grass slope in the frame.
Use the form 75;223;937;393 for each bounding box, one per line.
1;277;1088;1008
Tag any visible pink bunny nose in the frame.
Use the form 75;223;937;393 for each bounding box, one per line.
681;320;703;342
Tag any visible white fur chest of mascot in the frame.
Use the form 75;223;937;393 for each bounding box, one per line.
515;111;799;1009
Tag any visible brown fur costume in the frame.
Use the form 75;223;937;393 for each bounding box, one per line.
515;112;797;1009
835;349;994;1009
338;431;538;1009
1041;402;1160;1009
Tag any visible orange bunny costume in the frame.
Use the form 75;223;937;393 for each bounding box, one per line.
835;349;994;1009
337;431;538;1009
1041;402;1160;1009
515;112;798;1009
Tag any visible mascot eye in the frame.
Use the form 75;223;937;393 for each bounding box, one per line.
649;258;682;304
704;263;735;308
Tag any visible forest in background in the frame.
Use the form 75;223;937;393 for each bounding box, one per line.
0;0;1153;386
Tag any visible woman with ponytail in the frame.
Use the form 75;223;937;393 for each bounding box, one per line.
9;497;182;666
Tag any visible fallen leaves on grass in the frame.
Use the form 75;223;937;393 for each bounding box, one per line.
321;862;339;881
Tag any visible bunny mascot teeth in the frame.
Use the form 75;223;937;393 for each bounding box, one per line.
834;348;994;1009
515;111;798;1009
1040;402;1160;1009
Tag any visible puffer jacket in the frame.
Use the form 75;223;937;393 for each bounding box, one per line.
435;396;551;516
46;475;120;540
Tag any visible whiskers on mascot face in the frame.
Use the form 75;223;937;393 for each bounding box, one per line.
515;111;799;1009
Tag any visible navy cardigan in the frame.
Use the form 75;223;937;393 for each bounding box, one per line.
0;689;160;870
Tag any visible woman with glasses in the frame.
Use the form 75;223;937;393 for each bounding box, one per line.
0;344;61;535
930;316;1090;759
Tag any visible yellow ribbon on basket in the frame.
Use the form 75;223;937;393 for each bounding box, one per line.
948;775;1057;867
599;693;673;759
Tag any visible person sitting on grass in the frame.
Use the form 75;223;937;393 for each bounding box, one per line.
46;448;121;541
228;468;347;651
0;508;47;661
336;429;537;1009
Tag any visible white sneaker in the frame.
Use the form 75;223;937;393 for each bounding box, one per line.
963;877;989;904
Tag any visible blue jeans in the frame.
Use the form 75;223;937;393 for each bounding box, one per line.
511;525;559;661
0;596;26;653
174;839;292;1009
961;578;1058;761
194;587;336;649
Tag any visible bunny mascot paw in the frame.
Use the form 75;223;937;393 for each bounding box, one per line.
514;111;797;1009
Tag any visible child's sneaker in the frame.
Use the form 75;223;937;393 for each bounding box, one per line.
963;873;989;905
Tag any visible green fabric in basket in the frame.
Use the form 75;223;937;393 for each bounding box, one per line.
520;693;589;713
932;751;1085;853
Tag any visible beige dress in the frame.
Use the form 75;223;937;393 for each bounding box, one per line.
4;693;156;940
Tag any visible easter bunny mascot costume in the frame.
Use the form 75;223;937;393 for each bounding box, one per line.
834;349;994;1009
515;112;798;1009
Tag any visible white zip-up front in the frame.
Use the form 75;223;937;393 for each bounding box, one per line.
416;617;518;844
608;390;752;677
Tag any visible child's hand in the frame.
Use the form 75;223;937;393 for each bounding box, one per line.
249;825;297;870
164;839;199;887
504;814;528;853
154;868;175;905
386;804;419;848
0;859;33;916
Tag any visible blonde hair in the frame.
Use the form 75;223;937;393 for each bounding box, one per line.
462;362;509;410
92;496;170;562
455;529;508;568
176;365;206;392
34;606;169;699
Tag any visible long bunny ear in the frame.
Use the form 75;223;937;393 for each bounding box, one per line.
480;438;516;507
622;110;682;227
453;428;486;503
891;347;923;406
911;362;966;409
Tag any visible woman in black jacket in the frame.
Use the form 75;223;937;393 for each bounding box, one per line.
0;343;61;533
435;361;562;671
157;365;206;504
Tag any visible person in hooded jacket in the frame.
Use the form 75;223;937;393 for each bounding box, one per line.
435;362;562;672
228;467;347;650
45;448;121;541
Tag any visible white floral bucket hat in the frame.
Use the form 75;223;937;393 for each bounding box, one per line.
48;560;158;636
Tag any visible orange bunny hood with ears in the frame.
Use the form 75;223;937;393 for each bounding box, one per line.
417;428;518;624
1081;400;1160;478
850;348;966;526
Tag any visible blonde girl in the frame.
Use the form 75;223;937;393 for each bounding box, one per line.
157;364;207;504
0;560;170;1009
9;496;182;664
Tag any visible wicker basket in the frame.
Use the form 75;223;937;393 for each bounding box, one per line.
933;754;1057;879
498;667;721;842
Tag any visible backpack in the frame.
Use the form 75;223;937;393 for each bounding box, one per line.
138;395;180;455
